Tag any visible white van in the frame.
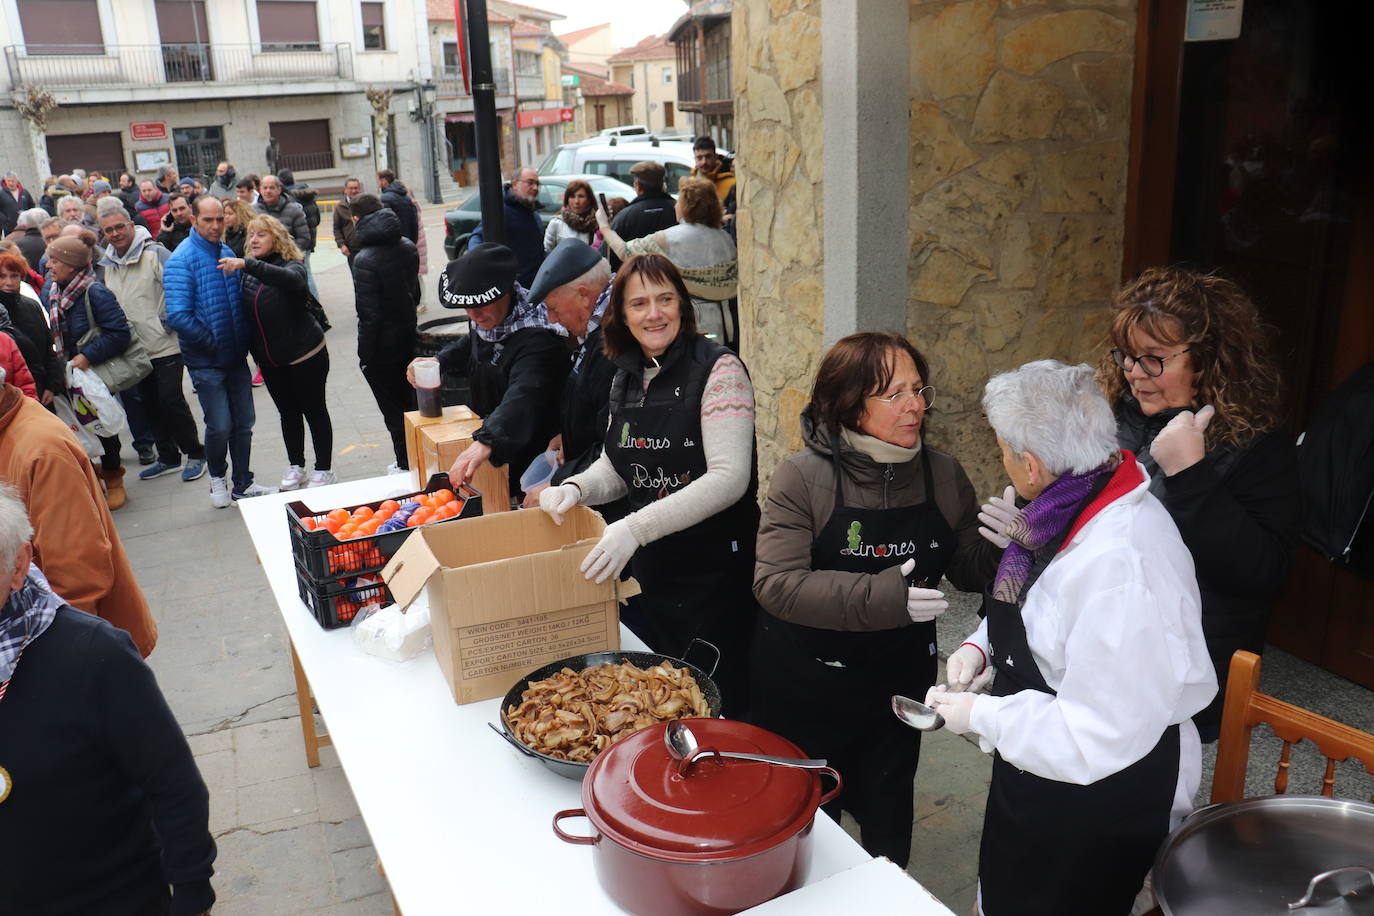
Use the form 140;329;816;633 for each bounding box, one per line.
537;135;699;190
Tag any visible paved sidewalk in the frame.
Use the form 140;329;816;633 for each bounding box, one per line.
111;202;1373;915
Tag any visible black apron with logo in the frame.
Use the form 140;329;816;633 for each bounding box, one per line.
978;479;1180;916
604;334;759;716
749;441;953;868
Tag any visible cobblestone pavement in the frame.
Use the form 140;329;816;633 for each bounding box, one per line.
115;197;1372;916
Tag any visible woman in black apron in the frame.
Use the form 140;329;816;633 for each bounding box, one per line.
538;254;759;715
750;332;999;868
926;360;1217;915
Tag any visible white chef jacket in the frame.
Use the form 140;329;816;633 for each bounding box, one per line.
965;465;1217;826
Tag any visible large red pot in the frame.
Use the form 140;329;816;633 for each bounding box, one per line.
552;718;842;916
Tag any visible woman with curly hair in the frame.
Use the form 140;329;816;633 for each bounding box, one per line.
1096;266;1297;741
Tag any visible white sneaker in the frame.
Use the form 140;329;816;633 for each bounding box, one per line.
307;469;338;487
385;462;409;476
209;476;232;509
280;465;306;490
231;482;278;501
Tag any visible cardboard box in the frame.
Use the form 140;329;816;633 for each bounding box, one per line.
403;405;477;475
415;420;510;514
382;507;634;705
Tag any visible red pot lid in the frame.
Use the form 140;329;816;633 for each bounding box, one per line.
581;718;823;863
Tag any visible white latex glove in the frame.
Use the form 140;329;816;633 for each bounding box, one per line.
898;559;947;622
977;485;1021;549
1149;404;1215;476
581;518;639;584
537;484;580;525
924;686;977;735
946;643;987;692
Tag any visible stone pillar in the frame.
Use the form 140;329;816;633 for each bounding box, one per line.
820;0;909;344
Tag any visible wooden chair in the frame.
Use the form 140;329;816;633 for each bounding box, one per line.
1210;650;1374;803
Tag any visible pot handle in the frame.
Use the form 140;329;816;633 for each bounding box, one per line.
552;808;598;846
684;637;722;677
488;721;539;759
818;766;844;806
1287;866;1374;910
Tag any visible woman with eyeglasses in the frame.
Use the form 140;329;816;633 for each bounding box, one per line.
1097;266;1298;741
749;331;999;868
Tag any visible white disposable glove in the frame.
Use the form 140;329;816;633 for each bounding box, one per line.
977;485;1021;549
581;518;640;584
924;685;977;735
898;559;947;622
1149;405;1215;476
537;484;580;525
946;642;988;692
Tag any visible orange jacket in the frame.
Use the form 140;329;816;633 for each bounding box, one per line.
0;384;156;656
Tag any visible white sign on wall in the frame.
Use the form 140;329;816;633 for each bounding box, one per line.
1186;0;1244;41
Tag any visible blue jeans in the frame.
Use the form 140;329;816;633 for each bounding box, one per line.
188;362;256;492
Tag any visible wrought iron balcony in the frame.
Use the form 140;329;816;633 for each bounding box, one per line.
4;42;354;89
434;65;510;97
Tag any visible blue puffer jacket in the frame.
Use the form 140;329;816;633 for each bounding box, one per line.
42;275;132;364
164;229;246;369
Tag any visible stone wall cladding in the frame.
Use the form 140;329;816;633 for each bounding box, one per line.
735;0;827;488
908;0;1135;496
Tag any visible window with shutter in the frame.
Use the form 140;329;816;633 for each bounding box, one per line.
18;0;103;55
362;3;386;51
257;1;320;51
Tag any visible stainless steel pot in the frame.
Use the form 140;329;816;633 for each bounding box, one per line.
1153;795;1374;915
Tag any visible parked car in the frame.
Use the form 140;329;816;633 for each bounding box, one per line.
536;136;709;191
442;173;637;260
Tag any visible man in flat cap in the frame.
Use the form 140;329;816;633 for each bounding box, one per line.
608;161;678;268
409;244;567;502
523;240;622;515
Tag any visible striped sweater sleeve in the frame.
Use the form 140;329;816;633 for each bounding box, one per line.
624;354;755;546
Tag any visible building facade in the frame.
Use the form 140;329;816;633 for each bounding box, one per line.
607;35;677;136
2;0;431;192
426;0;518;183
670;0;732;148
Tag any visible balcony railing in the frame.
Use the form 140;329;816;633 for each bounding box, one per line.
278;150;334;172
434;65;510;97
515;71;544;100
4;43;354;90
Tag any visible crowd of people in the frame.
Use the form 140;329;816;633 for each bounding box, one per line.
0;128;1305;914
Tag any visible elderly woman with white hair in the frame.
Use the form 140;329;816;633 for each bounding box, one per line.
925;360;1216;916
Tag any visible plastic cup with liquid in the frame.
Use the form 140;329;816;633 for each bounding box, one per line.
414;358;443;418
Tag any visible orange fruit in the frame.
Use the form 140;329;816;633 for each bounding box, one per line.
359;519;382;535
433;488;455;505
353;506;374;521
327;507;350;524
323;517;342;534
300;517;317;531
374;507;395;522
405;514;424;527
379;499;400;512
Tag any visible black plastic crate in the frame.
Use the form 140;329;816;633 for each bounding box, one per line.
294;565;391;630
285;473;482;580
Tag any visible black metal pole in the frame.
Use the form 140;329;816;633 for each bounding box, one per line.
464;0;506;246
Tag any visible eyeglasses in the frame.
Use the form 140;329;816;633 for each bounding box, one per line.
1110;347;1190;378
518;178;541;188
868;386;936;410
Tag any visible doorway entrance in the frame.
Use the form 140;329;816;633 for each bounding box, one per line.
1125;0;1374;687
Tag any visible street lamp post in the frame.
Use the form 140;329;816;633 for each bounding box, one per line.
410;79;443;205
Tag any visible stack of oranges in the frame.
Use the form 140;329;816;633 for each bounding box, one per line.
298;488;464;574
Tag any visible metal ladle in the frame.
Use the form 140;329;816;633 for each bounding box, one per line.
891;694;946;731
664;720;830;771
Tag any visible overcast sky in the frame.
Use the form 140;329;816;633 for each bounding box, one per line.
533;0;687;49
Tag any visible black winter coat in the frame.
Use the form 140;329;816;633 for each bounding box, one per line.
44;277;132;365
0;186;35;234
351;208;419;367
157;221;192;253
239;255;324;368
436;325;566;476
468;188;545;288
0;291;64;397
379;181;419;244
610;188;678;244
1116;394;1299;739
290;186;320;251
15;228;46;273
555;325;616;484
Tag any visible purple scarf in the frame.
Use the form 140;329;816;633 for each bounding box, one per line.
991;459;1118;605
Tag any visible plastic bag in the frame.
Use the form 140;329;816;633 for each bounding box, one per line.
352;602;431;662
67;365;128;439
51;393;105;457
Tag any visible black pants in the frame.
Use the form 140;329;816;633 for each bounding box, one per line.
97;434;122;472
135;353;204;465
260;348;333;470
361;361;415;468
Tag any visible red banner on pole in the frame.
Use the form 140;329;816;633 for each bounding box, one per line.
454;0;470;94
